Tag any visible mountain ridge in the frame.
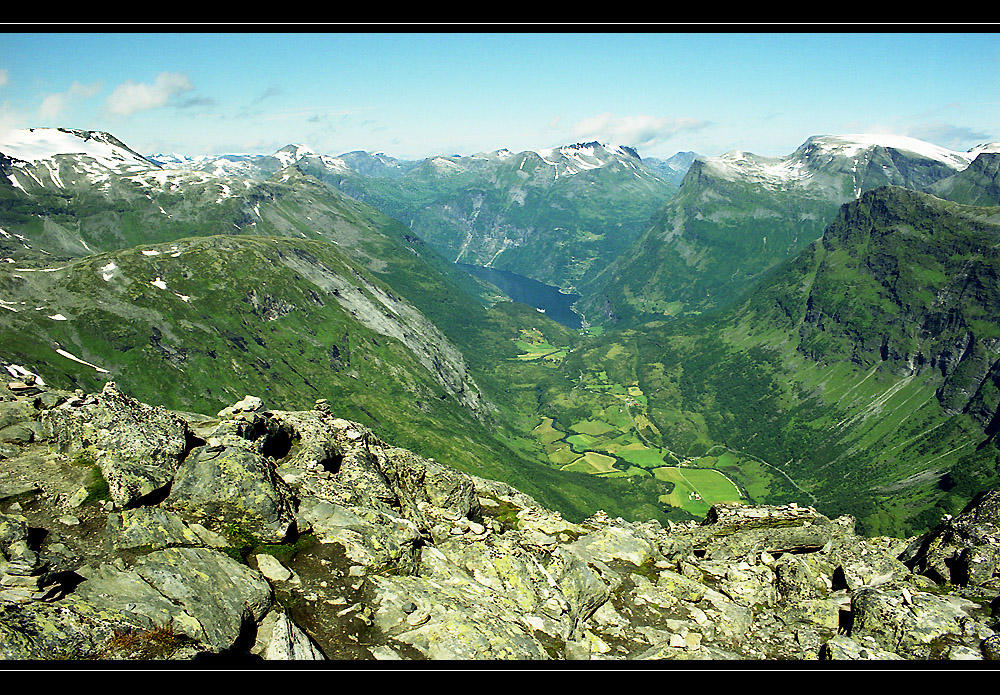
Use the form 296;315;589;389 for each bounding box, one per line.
578;134;1000;326
4;125;1000;539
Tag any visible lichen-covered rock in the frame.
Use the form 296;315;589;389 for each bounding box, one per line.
69;547;273;652
820;634;906;660
252;609;325;660
41;382;191;507
129;547;274;652
217;395;264;419
379;445;481;527
296;496;421;574
167;444;297;544
0;511;28;555
370;566;551;659
105;507;203;552
564;523;658;568
848;586;993;659
1;385;999;661
901;489;1000;587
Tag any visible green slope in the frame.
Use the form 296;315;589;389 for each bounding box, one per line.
302;148;677;292
579;141;978;328
577;187;1000;535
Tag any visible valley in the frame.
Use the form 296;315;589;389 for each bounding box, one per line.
3;127;1000;540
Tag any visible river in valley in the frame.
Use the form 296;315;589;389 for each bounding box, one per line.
457;264;583;329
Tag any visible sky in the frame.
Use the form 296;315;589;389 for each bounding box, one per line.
0;29;998;161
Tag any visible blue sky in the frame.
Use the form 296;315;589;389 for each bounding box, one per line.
1;30;997;160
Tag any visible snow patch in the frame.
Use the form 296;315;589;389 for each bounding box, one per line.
0;128;151;170
150;277;167;290
5;364;44;386
55;348;109;373
47;313;68;321
809;133;973;168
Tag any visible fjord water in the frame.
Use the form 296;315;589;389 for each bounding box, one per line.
457;264;583;329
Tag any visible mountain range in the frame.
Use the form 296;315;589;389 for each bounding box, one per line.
580;134;1000;325
3;126;1000;539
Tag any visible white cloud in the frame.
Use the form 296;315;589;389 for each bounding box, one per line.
105;72;193;117
0;110;19;143
569;112;709;150
0;69;8;88
837;118;993;152
904;121;992;151
39;81;103;121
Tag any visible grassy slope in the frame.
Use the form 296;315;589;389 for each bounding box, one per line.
0;162;688;526
604;188;1000;535
308;152;676;292
578;161;841;326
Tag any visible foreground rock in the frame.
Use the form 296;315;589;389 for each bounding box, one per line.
0;381;998;660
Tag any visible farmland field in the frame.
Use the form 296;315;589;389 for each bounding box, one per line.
654;466;744;516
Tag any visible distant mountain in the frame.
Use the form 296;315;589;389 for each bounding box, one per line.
148;143;350;180
335;150;421;178
644;150;701;187
1;127;154;170
304;141;679;294
929;151;1000;207
580;134;1000;326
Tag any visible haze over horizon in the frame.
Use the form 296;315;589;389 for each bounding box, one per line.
1;30;997;161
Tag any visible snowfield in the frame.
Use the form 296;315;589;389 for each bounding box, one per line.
700;133;995;191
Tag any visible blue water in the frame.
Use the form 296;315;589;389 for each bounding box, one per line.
458;264;583;329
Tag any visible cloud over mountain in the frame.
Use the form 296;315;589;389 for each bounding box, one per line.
105;72;194;117
40;81;103;121
570;112;709;151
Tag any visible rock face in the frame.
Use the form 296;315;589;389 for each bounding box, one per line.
1;380;998;661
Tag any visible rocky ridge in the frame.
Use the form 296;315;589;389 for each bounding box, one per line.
1;377;999;661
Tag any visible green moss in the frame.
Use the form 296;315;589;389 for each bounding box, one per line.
70;457;112;505
220;523;316;566
479;495;522;531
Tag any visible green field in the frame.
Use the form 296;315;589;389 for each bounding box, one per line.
512;328;568;362
561;451;618;474
654;466;745;516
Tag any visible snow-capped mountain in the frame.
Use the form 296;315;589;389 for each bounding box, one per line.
581;133;1000;325
148;152;272;179
0;128;363;263
414;141;655;182
699;134;1000;198
0;127;154;169
1;127;259;201
1;128;159;193
532;142;643;177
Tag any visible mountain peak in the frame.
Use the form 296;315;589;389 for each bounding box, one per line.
542;141;641;160
797;134;975;169
273;143;316;168
0;127;155;169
